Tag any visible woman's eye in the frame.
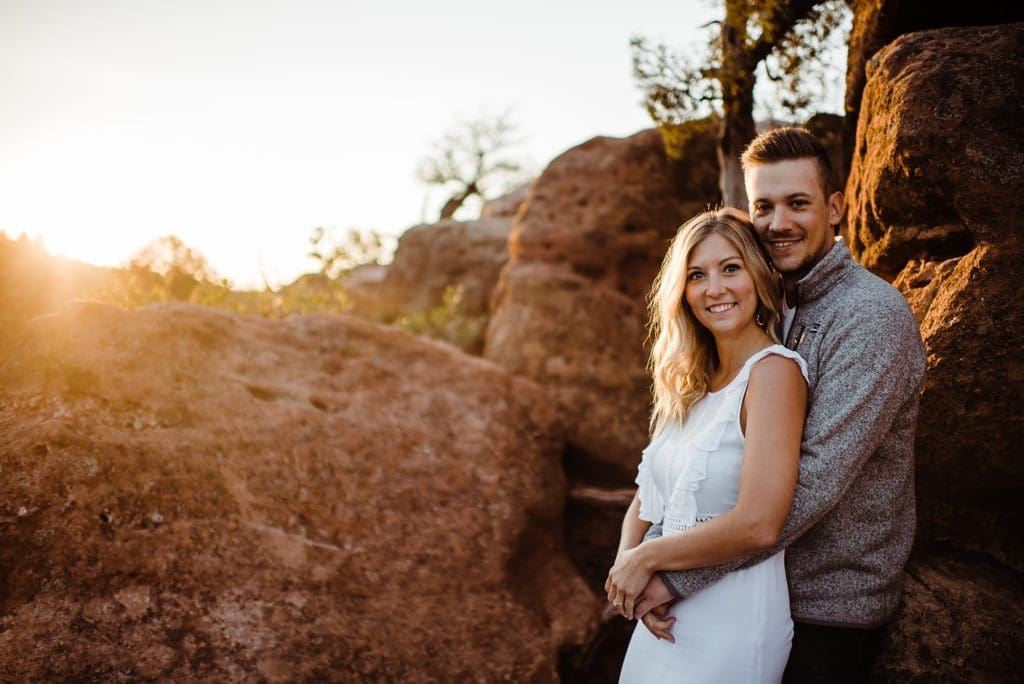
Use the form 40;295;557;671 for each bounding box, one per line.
688;271;704;281
724;263;740;273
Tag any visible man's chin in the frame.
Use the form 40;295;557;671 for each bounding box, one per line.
771;254;802;273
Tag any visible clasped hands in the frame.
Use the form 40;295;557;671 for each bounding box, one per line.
606;546;678;642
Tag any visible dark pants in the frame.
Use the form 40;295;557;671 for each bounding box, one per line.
782;621;889;684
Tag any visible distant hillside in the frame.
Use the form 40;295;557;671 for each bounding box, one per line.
0;232;115;350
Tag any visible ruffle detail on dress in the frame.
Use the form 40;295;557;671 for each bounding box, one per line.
634;425;672;523
662;389;739;534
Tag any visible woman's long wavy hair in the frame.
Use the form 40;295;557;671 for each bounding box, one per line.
648;207;782;437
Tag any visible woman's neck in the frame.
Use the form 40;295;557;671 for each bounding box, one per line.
711;326;773;389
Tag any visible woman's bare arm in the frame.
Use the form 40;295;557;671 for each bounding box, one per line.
607;354;806;618
616;491;652;559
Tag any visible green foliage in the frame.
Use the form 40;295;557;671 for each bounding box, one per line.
656;116;722;161
6;230;489;355
757;0;851;119
86;234;353;319
393;285;487;354
632;0;851;126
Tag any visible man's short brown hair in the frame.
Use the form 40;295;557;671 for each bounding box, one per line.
741;126;839;197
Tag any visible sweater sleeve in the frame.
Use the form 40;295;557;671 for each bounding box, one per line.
656;288;926;600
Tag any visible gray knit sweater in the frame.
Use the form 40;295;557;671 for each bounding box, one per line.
647;239;926;628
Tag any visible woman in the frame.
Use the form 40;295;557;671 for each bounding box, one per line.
608;207;807;683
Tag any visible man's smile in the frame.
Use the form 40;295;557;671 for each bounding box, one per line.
767;237;802;251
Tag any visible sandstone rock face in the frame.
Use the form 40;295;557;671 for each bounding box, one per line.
482;182;532;219
0;302;597;681
484;127;719;484
380;217;511;318
347;181;531;327
803;112;847;190
845;23;1024;680
843;0;1024;162
345;217;511;355
845;22;1024;277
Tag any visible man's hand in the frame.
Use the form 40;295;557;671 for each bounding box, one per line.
641;602;677;642
634;573;675;621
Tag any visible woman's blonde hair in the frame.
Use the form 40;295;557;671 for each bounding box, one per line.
647;207;781;437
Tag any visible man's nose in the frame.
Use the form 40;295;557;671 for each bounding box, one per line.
768;207;791;232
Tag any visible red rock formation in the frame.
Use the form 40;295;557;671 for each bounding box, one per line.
843;0;1024;163
0;302;597;680
845;23;1024;277
344;216;512;355
845;23;1024;680
482;182;531;219
484;126;720;484
380;217;511;318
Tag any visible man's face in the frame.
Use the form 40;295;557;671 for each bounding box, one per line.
745;158;843;281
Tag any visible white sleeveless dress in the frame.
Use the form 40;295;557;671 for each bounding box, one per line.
619;345;807;684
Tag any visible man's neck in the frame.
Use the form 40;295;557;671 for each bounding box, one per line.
783;278;799;308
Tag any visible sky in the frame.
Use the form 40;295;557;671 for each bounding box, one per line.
0;0;840;289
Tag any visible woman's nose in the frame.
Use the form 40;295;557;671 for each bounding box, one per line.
706;272;726;295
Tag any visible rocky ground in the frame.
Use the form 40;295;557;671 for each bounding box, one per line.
0;303;597;681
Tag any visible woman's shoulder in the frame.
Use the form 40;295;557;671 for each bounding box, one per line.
746;345;808;385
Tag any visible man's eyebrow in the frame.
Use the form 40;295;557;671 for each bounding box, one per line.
752;191;812;202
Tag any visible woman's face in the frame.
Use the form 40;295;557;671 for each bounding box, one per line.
683;233;759;338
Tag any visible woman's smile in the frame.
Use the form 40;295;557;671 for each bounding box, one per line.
685;233;760;337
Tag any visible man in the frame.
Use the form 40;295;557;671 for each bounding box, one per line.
632;127;926;682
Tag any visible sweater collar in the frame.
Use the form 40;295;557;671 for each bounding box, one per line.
788;238;854;307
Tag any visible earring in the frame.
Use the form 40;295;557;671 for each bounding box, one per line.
755;309;765;327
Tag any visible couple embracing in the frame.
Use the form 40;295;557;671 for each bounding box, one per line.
607;127;926;683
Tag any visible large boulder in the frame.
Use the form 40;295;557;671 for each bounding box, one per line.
0;302;597;681
482;182;532;219
843;0;1024;163
345;184;531;329
845;22;1024;278
844;23;1024;680
484;125;720;485
344;216;513;355
379;217;511;318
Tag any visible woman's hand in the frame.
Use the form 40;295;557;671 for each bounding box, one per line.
605;545;654;620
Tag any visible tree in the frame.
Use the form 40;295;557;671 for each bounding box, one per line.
128;235;223;300
306;226;388;279
632;0;850;208
416;111;525;221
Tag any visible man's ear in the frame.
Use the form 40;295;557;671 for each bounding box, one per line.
827;191;844;227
